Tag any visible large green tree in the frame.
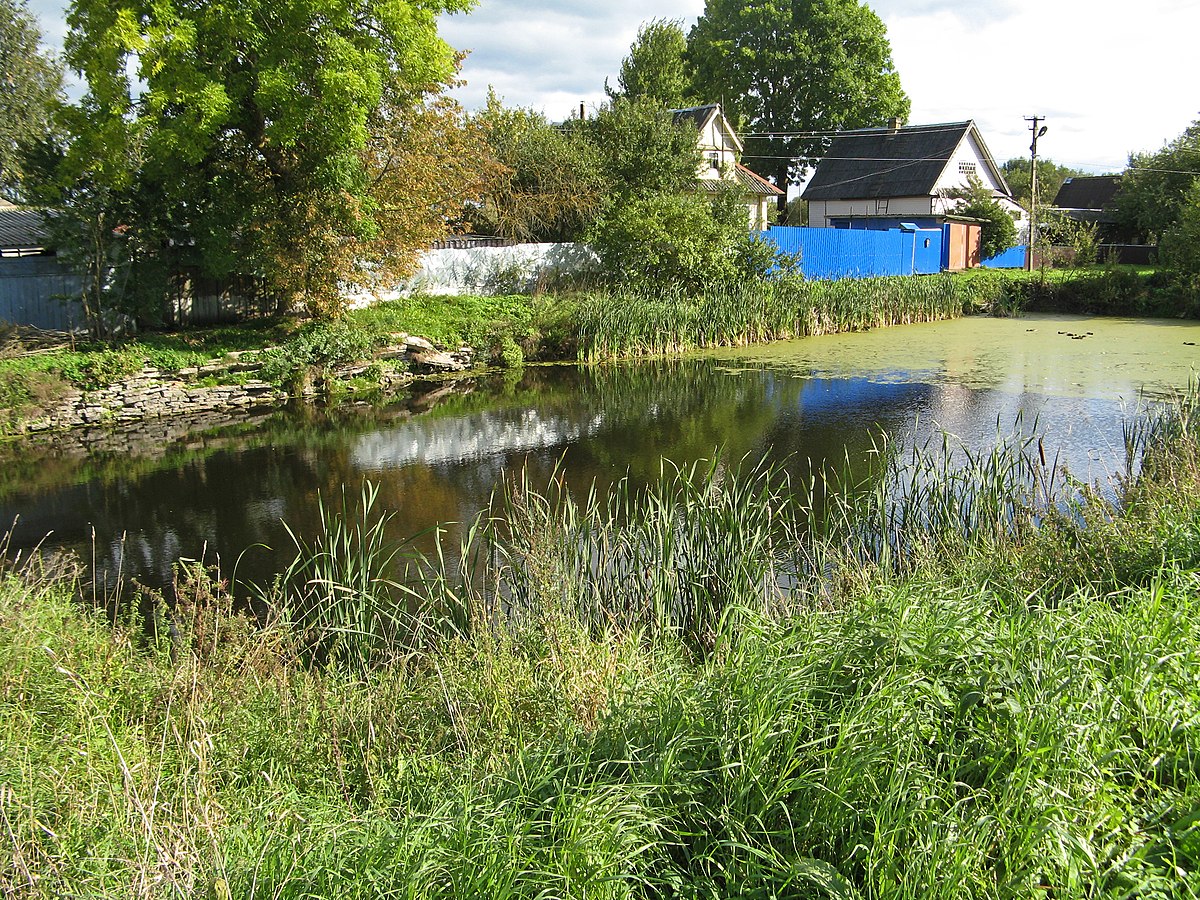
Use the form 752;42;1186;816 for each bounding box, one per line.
688;0;909;212
0;0;61;198
57;0;472;318
587;96;700;200
1115;118;1200;244
606;19;692;108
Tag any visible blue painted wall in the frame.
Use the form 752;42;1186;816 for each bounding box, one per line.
761;225;943;279
981;245;1028;269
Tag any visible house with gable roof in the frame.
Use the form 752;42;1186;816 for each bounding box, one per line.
1050;175;1136;244
671;103;782;231
801;120;1025;269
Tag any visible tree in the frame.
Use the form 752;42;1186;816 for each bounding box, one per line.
586;96;700;200
1115;118;1200;244
688;0;908;213
606;19;691;108
0;0;62;198
1158;177;1200;292
1000;157;1085;211
58;0;473;319
945;175;1018;261
587;186;775;293
469;91;608;242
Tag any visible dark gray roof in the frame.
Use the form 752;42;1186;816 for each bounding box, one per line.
1052;175;1121;210
802;121;976;201
0;206;49;250
670;104;721;130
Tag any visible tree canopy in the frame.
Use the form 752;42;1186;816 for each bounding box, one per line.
687;0;909;209
1115;118;1200;244
606;19;691;109
0;0;61;198
469;92;700;242
945;175;1018;261
52;0;476;323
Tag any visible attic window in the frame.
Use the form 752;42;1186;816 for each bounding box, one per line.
959;161;977;176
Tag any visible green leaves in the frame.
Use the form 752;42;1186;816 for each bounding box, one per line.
54;0;473;321
0;0;62;196
688;0;909;195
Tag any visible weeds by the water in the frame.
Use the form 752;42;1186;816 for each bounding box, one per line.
6;392;1200;897
576;274;1003;361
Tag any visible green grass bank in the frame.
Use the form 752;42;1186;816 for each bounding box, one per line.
4;393;1200;896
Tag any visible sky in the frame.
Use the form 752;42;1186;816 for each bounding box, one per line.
436;0;1200;177
28;0;1200;180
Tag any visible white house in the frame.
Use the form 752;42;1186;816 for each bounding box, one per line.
671;104;782;231
802;120;1025;235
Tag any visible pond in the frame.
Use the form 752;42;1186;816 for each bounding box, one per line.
4;312;1200;593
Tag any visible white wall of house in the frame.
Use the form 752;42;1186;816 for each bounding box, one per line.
694;113;741;182
808;196;939;228
932;131;1007;199
747;196;772;231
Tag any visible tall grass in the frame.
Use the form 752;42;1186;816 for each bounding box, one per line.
577;274;1003;361
6;392;1200;896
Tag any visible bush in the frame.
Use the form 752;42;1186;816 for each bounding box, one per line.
587;188;782;294
1159;178;1200;296
258;321;382;389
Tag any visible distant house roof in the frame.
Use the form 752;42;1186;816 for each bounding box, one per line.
1052;175;1122;211
693;164;783;196
802;120;1008;202
0;205;50;254
732;164;783;196
670;103;744;155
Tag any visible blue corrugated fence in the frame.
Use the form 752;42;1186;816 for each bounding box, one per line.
760;225;945;280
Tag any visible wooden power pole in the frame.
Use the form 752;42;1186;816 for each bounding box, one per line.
1026;116;1047;270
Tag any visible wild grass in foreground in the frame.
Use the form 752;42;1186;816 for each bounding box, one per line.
5;394;1200;897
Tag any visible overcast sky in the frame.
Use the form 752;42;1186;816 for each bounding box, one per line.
29;0;1200;177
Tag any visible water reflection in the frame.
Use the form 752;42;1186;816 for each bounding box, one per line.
2;313;1198;592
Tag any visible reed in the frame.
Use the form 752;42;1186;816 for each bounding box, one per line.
576;274;995;361
265;481;434;672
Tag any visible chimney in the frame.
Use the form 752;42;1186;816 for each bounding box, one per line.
580;102;585;121
889;117;901;132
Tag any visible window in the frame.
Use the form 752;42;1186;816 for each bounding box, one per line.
958;161;977;176
708;151;721;170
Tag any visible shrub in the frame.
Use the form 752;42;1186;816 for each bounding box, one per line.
587;187;782;294
1159;178;1200;296
258;321;381;388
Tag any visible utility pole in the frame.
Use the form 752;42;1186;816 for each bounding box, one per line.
1025;116;1047;270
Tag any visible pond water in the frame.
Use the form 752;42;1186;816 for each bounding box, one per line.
4;312;1200;592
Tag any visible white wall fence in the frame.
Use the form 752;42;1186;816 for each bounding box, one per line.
346;243;599;307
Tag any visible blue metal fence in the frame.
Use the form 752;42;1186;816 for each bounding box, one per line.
0;256;86;330
760;225;944;280
981;245;1028;269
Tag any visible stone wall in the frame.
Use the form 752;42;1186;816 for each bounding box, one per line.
24;366;286;433
16;335;470;436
